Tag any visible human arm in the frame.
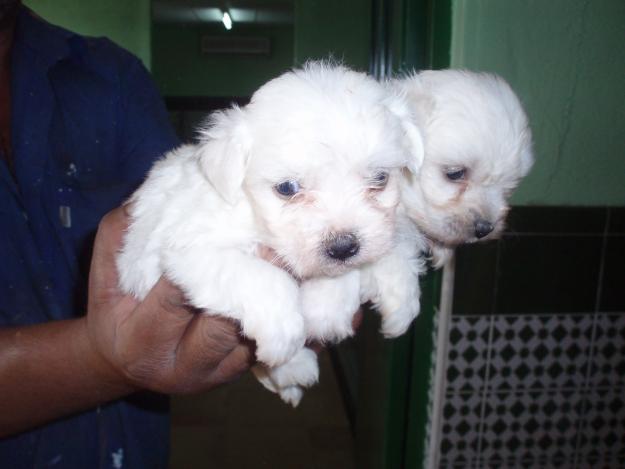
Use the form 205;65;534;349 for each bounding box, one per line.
0;206;254;437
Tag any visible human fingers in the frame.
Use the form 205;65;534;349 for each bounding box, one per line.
88;205;131;304
170;313;254;391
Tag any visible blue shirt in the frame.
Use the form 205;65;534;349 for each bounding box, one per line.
1;8;179;468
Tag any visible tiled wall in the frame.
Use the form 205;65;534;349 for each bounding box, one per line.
439;207;625;469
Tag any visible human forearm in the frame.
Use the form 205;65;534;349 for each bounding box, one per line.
0;317;134;437
0;205;256;437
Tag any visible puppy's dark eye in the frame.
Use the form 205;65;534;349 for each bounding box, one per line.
274;180;301;197
369;171;389;190
445;166;467;181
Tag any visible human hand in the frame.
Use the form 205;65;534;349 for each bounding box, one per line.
85;205;255;394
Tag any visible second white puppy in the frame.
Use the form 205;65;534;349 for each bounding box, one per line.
117;62;419;377
397;70;534;265
305;70;533;342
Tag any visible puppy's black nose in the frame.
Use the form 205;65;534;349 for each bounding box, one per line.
325;233;360;260
474;219;494;239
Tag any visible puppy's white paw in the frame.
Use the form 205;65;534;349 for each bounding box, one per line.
252;364;279;394
253;348;319;389
252;348;320;406
241;277;306;367
373;274;421;338
367;243;422;338
269;347;320;388
301;272;361;343
280;386;304;407
380;299;420;338
251;312;306;367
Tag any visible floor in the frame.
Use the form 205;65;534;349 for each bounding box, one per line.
169;350;355;469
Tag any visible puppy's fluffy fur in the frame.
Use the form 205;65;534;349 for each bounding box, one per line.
117;63;421;394
300;70;533;340
267;69;534;405
396;70;534;265
118;66;533;407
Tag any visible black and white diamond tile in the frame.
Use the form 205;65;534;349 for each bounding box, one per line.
576;389;625;466
446;316;491;393
588;313;625;388
487;314;593;391
439;392;482;467
478;391;583;466
577;461;625;469
438;311;625;469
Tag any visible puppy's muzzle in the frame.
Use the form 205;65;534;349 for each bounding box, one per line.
324;233;360;261
474;219;494;239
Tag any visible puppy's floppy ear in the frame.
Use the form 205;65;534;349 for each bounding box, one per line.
518;128;535;178
400;112;425;175
196;106;252;205
385;91;425;175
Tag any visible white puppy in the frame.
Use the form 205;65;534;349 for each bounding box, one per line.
266;69;534;405
397;69;534;264
302;70;533;341
116;63;421;394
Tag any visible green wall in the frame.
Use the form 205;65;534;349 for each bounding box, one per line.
151;0;372;97
293;0;371;71
23;0;152;68
152;22;294;97
450;0;625;206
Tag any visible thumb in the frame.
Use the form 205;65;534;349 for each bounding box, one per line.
89;206;130;303
144;276;191;318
